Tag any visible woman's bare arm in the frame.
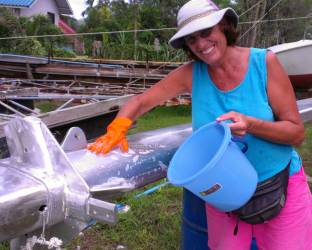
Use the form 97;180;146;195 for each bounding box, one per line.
217;51;304;146
117;63;193;120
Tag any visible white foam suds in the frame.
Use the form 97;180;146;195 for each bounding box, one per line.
132;155;139;163
125;164;130;171
139;149;153;155
128;149;136;155
112;150;132;158
110;155;118;161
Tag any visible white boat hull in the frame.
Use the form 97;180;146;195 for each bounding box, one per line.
269;40;312;89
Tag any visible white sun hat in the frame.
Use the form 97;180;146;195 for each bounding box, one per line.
169;0;239;49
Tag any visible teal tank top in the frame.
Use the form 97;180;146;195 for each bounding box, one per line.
192;48;301;181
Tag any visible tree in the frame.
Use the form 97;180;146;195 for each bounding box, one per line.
24;15;65;48
236;0;312;47
0;8;72;56
78;0;312;60
0;8;45;55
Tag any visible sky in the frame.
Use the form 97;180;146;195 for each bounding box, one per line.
69;0;99;20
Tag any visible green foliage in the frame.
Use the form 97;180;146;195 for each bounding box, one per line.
20;38;46;56
66;183;182;250
128;105;192;134
0;8;28;53
0;8;23;35
52;48;77;58
76;0;312;60
236;0;312;47
23;15;67;50
78;0;190;61
0;242;8;250
0;9;46;55
96;184;181;250
1;0;312;61
35;101;60;112
297;123;312;166
297;123;312;190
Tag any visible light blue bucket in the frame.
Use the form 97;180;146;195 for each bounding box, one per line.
167;122;258;212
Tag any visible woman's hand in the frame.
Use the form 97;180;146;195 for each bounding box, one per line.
216;111;251;136
217;52;304;146
87;117;133;155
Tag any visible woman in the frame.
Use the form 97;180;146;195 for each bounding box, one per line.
88;0;312;249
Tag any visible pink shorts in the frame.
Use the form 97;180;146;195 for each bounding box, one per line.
205;167;312;250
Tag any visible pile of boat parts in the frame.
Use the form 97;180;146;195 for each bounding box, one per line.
0;116;191;249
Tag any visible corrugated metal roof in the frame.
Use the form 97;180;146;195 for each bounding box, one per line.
0;0;73;15
0;0;35;8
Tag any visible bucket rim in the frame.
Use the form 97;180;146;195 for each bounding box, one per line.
168;121;231;185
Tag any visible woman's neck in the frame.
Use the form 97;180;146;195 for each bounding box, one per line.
207;46;250;90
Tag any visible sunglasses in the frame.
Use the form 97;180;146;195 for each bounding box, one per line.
184;27;213;45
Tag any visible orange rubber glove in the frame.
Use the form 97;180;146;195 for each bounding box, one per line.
87;117;133;155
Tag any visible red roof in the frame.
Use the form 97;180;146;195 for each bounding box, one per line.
58;19;76;34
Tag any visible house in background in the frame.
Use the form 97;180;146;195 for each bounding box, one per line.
0;0;85;55
0;0;73;25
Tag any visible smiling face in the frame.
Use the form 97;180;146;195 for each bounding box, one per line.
184;24;228;66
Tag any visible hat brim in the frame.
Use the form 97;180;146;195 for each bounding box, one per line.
169;8;238;49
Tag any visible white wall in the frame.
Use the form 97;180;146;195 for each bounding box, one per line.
19;0;60;24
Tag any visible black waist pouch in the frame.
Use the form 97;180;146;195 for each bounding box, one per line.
233;162;290;224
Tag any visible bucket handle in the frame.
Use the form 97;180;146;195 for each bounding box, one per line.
231;137;248;153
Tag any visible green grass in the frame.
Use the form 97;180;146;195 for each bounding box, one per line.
69;184;183;250
297;122;312;182
35;101;60;113
128;105;192;135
